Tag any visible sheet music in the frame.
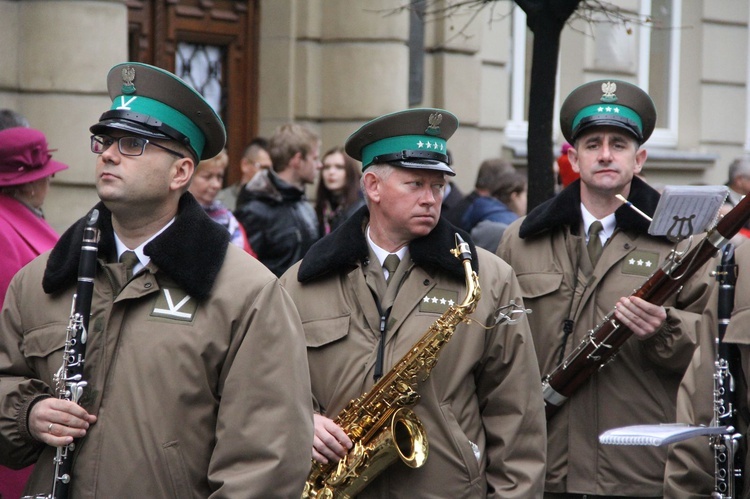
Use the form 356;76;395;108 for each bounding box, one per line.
648;185;728;238
599;423;729;446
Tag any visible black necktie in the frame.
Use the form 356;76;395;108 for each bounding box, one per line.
119;250;139;280
383;254;400;285
587;221;604;266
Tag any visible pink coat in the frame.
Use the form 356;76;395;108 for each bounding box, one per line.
0;194;58;499
0;194;59;306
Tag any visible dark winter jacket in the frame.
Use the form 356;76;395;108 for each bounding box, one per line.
235;169;319;276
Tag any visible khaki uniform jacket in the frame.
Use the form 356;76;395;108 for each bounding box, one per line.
281;208;547;499
0;194;314;498
497;178;713;496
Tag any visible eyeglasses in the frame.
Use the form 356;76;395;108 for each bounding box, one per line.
90;134;185;159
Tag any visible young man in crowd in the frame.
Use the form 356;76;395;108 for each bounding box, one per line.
235;123;320;276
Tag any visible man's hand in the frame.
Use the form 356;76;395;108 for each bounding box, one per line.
29;398;97;447
613;296;667;340
312;414;352;464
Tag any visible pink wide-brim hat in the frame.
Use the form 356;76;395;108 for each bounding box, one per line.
0;127;69;187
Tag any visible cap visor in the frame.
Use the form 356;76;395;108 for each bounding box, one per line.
574;118;642;142
90;119;172;141
388;159;455;176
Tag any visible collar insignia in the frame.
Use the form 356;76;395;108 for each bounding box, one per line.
419;288;458;314
150;288;197;323
622;250;660;277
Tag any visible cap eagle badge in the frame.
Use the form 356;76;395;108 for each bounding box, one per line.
121;66;136;95
426;112;442;136
600;81;618;103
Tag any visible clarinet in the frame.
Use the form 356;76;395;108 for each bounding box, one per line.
712;244;743;498
24;209;100;499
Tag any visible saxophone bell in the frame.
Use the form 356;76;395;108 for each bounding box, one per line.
392;408;428;468
322;408;428;498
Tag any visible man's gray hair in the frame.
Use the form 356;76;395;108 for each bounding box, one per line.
728;157;750;183
360;164;395;208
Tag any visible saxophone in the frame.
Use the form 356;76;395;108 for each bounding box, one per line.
302;234;481;499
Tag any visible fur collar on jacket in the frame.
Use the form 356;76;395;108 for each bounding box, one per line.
519;176;661;240
298;206;478;283
43;193;230;301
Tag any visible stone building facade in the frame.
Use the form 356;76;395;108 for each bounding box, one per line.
0;0;747;232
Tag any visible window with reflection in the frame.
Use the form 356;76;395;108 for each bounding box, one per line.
508;1;681;147
175;43;226;116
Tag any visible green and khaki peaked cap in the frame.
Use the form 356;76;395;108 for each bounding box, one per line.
560;79;656;145
90;62;226;161
345;108;459;176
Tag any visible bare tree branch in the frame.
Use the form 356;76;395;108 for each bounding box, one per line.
380;0;655;33
374;0;661;208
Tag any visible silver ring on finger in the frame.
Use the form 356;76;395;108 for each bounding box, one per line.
48;423;54;433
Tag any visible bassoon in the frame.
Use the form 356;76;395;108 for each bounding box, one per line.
543;192;750;420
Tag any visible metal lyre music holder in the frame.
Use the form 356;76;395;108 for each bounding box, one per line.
647;185;728;243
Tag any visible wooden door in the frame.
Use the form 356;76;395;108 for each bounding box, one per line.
126;0;260;186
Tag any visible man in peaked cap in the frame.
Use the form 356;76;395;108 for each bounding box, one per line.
280;108;546;498
498;80;714;497
0;62;313;497
91;62;226;162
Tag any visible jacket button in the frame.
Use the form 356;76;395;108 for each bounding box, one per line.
423;279;430;286
144;282;152;289
624;243;631;249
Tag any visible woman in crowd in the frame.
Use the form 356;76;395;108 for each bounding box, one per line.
471;170;528;252
0;126;68;499
314;146;364;235
0;127;69;304
492;169;528;217
189;148;256;256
